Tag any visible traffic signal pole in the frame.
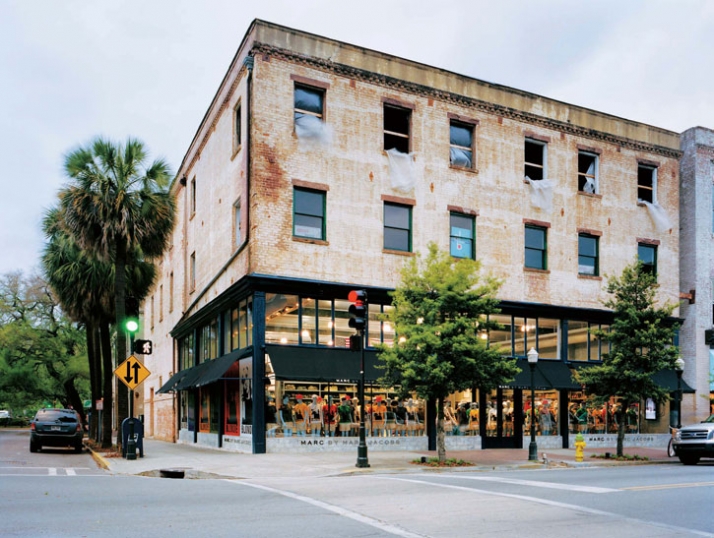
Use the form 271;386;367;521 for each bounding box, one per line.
349;290;370;468
126;333;137;461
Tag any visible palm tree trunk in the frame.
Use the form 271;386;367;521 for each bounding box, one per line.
100;321;114;448
86;321;98;441
114;241;128;452
437;395;446;462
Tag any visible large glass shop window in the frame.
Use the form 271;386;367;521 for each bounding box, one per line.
523;389;560;436
263;378;426;438
567;393;638;434
488;314;512;354
265;294;299;344
443;389;481;436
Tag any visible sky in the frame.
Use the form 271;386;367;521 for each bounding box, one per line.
2;0;714;277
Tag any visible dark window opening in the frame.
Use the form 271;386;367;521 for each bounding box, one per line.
578;152;597;193
638;243;657;276
384;105;410;153
637;165;656;203
449;121;473;168
525;139;546;180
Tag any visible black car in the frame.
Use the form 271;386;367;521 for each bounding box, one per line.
30;409;84;453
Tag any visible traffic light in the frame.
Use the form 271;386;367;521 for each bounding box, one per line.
133;339;153;355
348;289;368;333
125;296;140;334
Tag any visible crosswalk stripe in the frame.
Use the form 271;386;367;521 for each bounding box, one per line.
451;475;619;493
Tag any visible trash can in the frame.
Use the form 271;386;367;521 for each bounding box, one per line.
121;417;144;458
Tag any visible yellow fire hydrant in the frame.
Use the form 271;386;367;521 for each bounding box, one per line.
575;432;586;462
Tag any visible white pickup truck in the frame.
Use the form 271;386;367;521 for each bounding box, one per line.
672;414;714;465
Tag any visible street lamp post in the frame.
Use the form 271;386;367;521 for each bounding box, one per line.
675;357;685;430
527;347;539;461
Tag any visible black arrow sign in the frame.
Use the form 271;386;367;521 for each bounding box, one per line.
124;361;141;383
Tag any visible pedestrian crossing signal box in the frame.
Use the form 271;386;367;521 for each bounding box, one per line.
133;339;153;355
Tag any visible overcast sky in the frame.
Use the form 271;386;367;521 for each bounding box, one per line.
2;0;713;276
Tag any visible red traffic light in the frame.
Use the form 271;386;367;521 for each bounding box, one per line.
348;289;367;303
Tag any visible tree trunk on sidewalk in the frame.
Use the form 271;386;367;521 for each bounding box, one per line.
436;395;446;462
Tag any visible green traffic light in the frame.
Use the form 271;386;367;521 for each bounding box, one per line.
125;319;139;333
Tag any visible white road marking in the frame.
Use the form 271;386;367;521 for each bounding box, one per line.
450;474;619;493
48;468;57;476
65;468;76;476
227;480;428;538
376;476;714;538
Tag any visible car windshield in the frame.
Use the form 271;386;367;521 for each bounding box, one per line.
35;410;77;423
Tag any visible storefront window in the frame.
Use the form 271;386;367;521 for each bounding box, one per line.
567;320;589;361
488;314;512;355
514;317;535;357
537;318;559;359
567;394;639;435
180;333;194;370
301;297;317;344
334;299;352;348
523;389;559;436
367;304;381;348
263;379;426;438
317;299;333;346
382;305;395;347
180;392;189;430
187;391;195;432
265;294;299;344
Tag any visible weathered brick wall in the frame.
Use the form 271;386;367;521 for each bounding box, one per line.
679;127;714;420
248;54;680;312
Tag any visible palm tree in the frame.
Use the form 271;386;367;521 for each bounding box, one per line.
58;137;175;443
42;206;114;445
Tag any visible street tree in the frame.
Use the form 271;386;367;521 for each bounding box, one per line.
59;137;175;442
0;271;89;419
576;260;680;457
378;243;519;462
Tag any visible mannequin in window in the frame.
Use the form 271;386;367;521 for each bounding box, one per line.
539;400;553;436
468;402;479;435
279;395;294;437
503;401;514;436
372;396;386;437
323;396;337;437
443;401;457;434
265;396;278;437
456;402;469;435
293;394;308;436
309;394;322;437
337;396;353;437
394;399;408;436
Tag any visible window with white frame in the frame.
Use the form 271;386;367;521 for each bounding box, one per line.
449;121;474;169
578;151;598;193
525;139;547;180
637;164;657;203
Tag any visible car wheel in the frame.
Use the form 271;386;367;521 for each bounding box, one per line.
30;441;39;453
679;455;700;465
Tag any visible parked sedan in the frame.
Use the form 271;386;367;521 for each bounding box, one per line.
30;409;84;453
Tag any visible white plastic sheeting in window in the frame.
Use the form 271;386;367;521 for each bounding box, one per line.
525;176;555;212
387;148;419;193
295;114;333;150
640;200;673;232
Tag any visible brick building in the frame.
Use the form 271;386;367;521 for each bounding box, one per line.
141;20;687;454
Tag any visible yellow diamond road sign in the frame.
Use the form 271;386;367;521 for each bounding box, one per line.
114;355;151;390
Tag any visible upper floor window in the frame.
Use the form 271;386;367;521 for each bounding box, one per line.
578;234;599;276
525;225;547;270
638;243;657;276
234;199;242;248
384;202;411;252
293;187;325;240
384;105;411;153
637;164;657;203
233;103;242;153
449;121;474;168
578;151;598;194
525;139;547;180
169;272;174;313
450;213;475;259
190;177;196;216
189;251;196;292
294;84;324;122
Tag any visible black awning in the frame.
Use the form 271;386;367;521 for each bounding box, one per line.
164;347;253;392
266;344;381;383
194;347;252;388
652;369;695;393
509;360;580;390
157;370;189;394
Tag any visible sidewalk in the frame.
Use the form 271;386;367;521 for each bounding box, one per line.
89;439;675;480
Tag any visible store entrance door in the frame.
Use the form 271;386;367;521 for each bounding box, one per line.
480;388;523;449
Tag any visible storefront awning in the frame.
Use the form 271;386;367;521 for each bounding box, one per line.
508;360;581;390
158;347;253;393
266;344;382;383
651;369;695;393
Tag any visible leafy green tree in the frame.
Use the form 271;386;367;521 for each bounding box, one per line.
576;261;680;456
378;243;519;461
0;272;89;419
59;137;175;443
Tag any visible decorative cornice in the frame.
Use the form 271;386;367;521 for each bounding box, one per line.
254;43;682;160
